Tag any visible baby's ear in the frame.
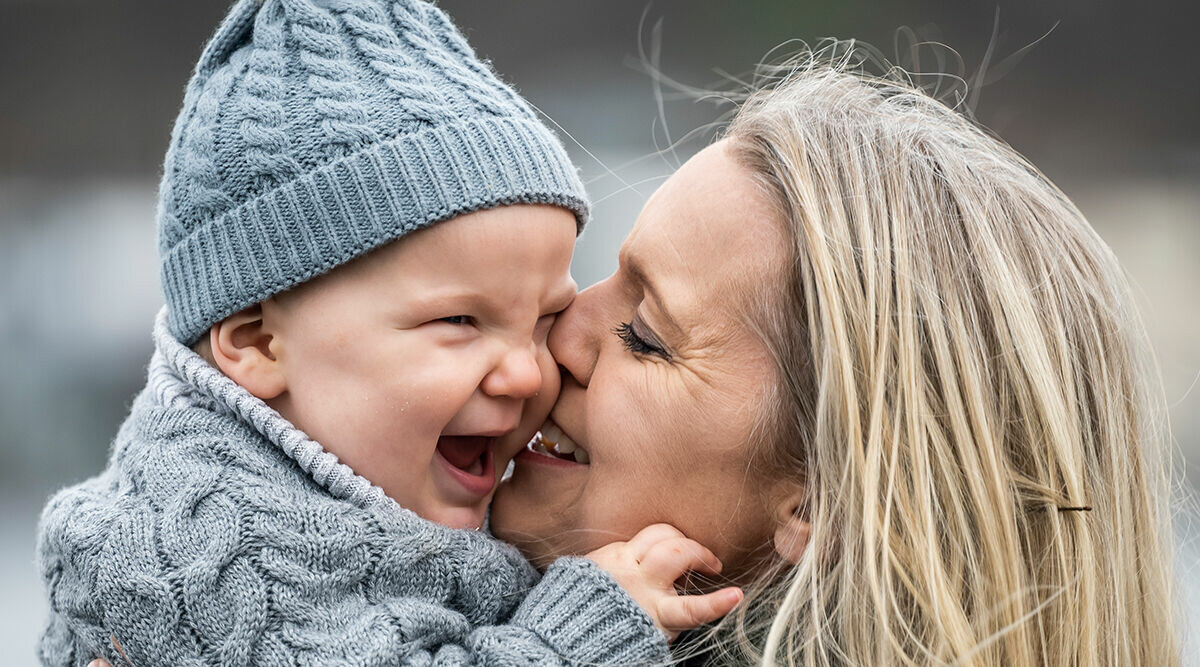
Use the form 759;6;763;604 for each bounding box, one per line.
772;487;811;565
208;303;287;400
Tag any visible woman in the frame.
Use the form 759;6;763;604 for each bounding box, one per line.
91;50;1181;666
493;53;1181;664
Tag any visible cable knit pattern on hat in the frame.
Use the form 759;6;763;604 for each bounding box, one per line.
157;0;589;345
37;310;671;666
239;3;302;188
332;1;445;122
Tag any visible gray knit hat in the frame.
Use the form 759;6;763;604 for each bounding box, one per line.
157;0;588;344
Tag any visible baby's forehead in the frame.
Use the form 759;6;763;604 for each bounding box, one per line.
321;204;579;305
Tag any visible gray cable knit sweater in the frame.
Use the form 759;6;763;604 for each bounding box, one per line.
37;311;670;666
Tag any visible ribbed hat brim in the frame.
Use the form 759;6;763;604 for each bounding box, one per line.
163;115;587;345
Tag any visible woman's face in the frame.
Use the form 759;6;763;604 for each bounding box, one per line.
491;140;791;578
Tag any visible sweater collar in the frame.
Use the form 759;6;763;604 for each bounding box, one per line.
149;307;389;509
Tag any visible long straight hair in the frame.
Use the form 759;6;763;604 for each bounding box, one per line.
712;47;1180;665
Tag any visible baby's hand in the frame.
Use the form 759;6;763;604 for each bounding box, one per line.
585;524;743;642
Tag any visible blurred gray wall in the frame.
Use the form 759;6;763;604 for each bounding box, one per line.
3;0;1198;661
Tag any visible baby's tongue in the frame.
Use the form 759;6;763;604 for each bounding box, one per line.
437;435;488;475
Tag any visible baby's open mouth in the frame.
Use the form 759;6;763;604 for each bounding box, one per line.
436;435;492;476
527;420;589;464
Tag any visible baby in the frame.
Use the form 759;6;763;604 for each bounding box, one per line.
36;0;738;665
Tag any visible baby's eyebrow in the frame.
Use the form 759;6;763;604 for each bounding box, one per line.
404;287;478;309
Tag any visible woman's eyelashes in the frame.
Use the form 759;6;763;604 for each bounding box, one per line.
614;320;669;359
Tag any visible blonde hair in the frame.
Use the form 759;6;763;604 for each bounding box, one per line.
703;45;1180;665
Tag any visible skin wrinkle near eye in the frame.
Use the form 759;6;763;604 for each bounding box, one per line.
661;305;750;374
622;315;668;358
671;347;722;392
657;331;764;412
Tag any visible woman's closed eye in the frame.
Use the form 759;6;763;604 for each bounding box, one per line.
614;320;669;359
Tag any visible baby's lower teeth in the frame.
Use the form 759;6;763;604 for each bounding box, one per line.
573;449;590;464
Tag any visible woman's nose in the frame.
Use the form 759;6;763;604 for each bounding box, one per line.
548;279;606;388
481;343;541;399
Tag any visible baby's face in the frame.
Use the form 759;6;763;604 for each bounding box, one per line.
264;204;577;529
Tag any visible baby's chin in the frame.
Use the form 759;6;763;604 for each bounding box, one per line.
413;428;539;531
421;502;489;531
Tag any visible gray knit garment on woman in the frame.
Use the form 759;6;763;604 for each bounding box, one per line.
158;0;588;345
37;310;670;665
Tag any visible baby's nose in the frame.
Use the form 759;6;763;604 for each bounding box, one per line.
481;343;541;400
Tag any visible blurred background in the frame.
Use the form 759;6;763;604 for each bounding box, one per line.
2;0;1198;661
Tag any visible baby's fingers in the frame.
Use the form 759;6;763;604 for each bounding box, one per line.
657;587;744;635
626;523;686;555
641;537;722;584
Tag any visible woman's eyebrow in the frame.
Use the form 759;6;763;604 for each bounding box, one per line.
622;250;685;339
